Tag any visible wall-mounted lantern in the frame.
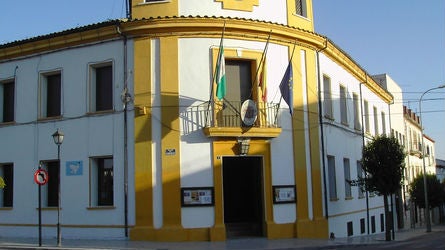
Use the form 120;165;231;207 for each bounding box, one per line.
237;138;250;156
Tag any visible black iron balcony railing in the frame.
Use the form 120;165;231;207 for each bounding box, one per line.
202;100;280;128
181;100;282;138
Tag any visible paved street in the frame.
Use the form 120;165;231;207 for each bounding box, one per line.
322;230;445;249
0;224;443;250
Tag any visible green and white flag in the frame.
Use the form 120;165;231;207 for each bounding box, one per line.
215;45;226;100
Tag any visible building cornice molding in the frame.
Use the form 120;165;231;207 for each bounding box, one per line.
0;16;391;103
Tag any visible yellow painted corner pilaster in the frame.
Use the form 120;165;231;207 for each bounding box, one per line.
304;49;325;220
131;38;154;240
291;48;309;222
159;36;181;228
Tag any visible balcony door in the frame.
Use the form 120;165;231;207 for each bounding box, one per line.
225;60;252;103
221;60;253;126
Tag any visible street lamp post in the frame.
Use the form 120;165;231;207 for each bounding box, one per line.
52;129;64;246
419;84;445;233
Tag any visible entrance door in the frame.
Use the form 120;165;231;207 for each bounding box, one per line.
223;156;263;238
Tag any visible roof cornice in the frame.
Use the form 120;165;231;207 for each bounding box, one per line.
0;16;391;103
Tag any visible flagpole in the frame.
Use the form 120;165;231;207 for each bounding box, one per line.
250;30;272;100
205;21;226;127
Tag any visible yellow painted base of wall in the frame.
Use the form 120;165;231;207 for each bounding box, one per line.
266;222;296;239
296;218;329;239
130;226;210;241
130;219;327;242
209;224;226;241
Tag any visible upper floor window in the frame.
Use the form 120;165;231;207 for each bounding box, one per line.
381;111;386;135
373;106;379;135
89;63;113;112
323;75;333;119
225;60;252;103
0;80;15;123
339;85;348;125
295;0;307;17
40;71;61;118
353;93;361;130
363;100;370;134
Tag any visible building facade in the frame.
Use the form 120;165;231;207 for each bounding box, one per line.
0;0;415;242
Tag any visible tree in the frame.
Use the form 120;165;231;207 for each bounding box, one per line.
360;135;405;241
409;174;445;209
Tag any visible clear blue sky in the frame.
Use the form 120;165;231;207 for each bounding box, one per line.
314;1;445;159
1;1;444;159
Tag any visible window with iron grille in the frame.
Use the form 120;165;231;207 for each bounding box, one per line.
90;157;114;206
344;158;352;198
0;163;13;207
295;0;307;17
328;155;337;200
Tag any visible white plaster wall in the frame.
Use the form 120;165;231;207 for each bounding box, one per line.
0;40;135;239
179;0;287;25
319;53;388;238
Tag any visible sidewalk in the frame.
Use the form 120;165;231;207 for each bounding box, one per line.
0;224;443;250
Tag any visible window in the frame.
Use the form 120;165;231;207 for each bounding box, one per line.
357;161;364;198
323;75;333;119
339;85;348;124
0;164;13;207
295;0;307;17
381;112;386;134
45;161;59;207
363;100;369;133
90;157;114;206
373;106;378;135
353;93;361;130
344;158;352;198
219;60;254;127
371;216;376;233
1;80;14;123
90;63;113;112
360;218;366;234
327;155;337;200
225;60;252;103
40;72;61;118
380;213;385;232
347;221;353;236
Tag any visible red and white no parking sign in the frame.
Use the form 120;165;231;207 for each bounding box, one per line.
34;169;49;185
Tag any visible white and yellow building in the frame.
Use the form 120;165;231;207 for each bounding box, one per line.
0;0;398;241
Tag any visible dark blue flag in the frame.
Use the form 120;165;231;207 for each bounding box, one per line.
279;61;293;115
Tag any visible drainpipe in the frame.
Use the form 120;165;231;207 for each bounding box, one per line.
316;38;329;219
359;80;370;235
117;24;131;238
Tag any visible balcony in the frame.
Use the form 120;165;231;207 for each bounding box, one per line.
198;100;282;138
